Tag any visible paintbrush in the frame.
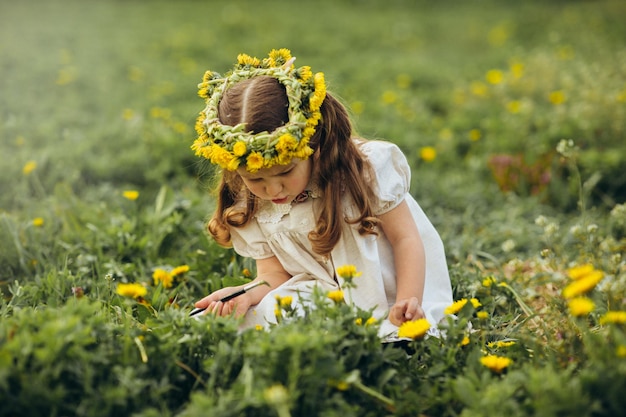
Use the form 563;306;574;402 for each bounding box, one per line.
189;280;269;317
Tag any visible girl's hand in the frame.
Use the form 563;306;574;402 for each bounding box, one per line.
194;286;253;318
389;297;425;326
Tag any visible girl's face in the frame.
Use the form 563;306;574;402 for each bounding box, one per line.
238;158;312;205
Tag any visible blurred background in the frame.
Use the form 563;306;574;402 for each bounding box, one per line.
1;0;625;280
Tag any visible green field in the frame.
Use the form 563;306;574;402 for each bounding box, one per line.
1;0;626;416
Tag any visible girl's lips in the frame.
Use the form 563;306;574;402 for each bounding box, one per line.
271;197;289;204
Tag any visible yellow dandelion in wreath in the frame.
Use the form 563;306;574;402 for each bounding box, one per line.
297;65;313;82
246;152;265;173
397;318;431;340
232;141;247;157
268;48;292;67
237;53;261;67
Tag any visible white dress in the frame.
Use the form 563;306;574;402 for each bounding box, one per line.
230;139;453;339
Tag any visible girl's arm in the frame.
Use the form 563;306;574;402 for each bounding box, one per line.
194;255;291;317
378;199;426;326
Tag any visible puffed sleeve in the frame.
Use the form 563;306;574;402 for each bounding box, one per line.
358;140;411;215
229;220;275;259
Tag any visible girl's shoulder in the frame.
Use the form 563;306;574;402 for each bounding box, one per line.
355;138;409;172
353;138;411;214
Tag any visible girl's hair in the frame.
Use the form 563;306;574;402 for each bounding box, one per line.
207;76;380;256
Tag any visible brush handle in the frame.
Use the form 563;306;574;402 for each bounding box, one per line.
189;280;268;317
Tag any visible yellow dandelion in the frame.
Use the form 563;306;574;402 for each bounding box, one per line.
488;25;509;46
246;152;265;172
381;91;397;105
255;324;264;331
122;108;135;120
562;271;604;299
509;62;524;79
439;128;453;140
460;336;470;346
557;45;575;60
32;217;44;227
365;317;377;326
548;90;566;105
275;133;297;153
616;346;626;358
419;146;437;162
268;48;292;67
506;100;522;114
355;318;363;326
297;65;312;82
336;265;362;280
485;69;504;85
468;129;482;141
567;297;595;317
470;298;482;308
566;264;595;280
232;141;247;157
152;269;173;288
477;311;489;320
397;318;431;340
599;311;626;325
279;296;293;308
202;70;214;83
116;282;148;299
444;298;468;315
237;53;261;67
351;101;364;114
171;265;190;276
483;276;496;287
23;160;37;175
480;355;512;373
471;81;488;97
396;74;411;89
327;290;344;303
122;190;139;201
487;340;517;349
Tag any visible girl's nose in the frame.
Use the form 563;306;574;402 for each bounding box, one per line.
266;182;283;197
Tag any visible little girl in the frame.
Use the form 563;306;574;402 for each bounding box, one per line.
192;49;452;339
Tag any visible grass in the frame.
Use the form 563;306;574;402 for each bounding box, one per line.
1;0;625;416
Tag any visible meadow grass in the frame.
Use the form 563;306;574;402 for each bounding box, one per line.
1;0;625;416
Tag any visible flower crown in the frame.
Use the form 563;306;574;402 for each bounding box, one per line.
192;48;327;172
